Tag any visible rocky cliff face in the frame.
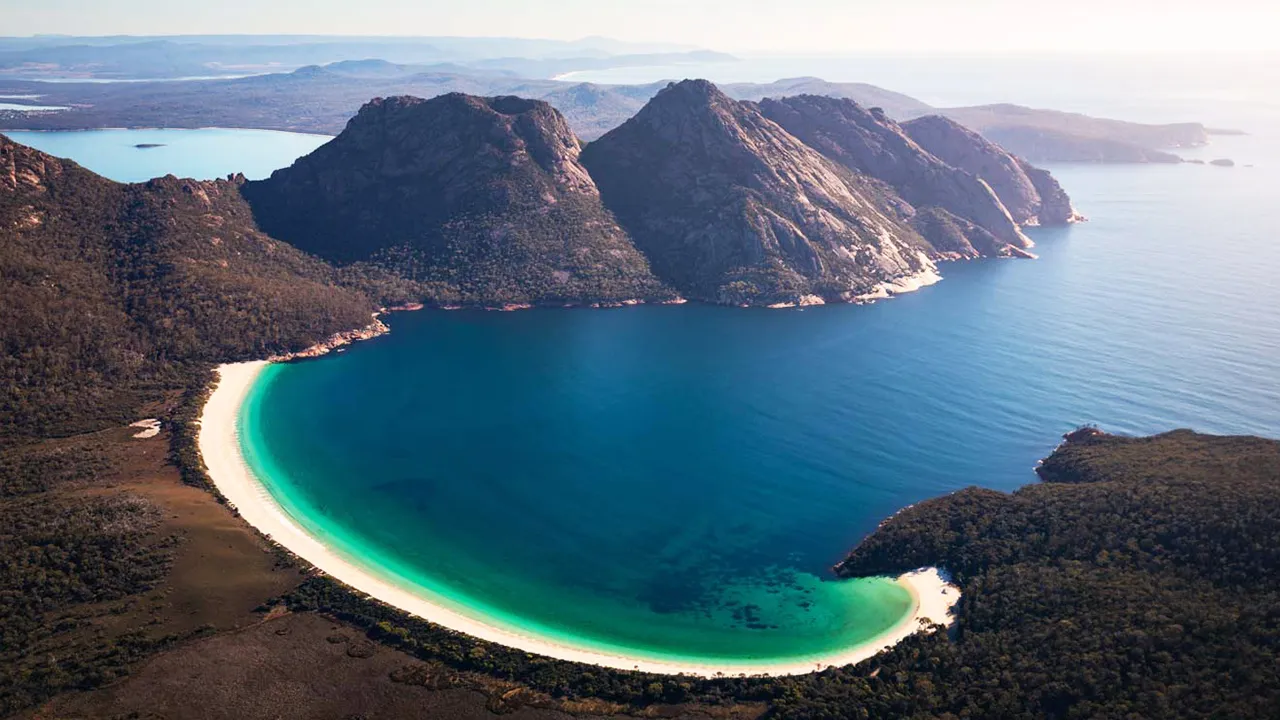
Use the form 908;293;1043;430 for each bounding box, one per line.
758;95;1032;259
242;94;672;306
580;80;937;306
1016;159;1083;225
903;115;1080;226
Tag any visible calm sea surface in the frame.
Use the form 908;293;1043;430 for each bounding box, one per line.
14;61;1280;665
239;127;1280;663
2;128;330;182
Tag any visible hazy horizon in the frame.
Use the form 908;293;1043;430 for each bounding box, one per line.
5;0;1279;54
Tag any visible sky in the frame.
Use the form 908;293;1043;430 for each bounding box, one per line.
3;0;1279;54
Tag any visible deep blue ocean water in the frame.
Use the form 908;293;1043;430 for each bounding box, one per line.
13;58;1279;664
236;125;1280;662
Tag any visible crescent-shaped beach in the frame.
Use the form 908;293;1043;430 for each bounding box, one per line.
198;360;960;677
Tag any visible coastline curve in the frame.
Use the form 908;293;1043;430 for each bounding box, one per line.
197;360;961;677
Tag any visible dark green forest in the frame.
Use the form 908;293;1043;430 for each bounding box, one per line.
0;136;379;443
280;431;1280;719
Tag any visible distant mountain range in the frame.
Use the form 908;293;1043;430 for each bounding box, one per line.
0;62;1219;163
0;35;719;80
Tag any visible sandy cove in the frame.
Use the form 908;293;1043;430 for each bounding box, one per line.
198;360;961;677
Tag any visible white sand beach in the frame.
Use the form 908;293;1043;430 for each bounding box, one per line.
199;361;961;677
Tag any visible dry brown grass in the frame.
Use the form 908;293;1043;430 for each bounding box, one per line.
14;425;722;720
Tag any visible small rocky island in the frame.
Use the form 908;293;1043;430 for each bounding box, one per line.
133;143;166;149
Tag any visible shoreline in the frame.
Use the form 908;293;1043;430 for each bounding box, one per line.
198;359;961;677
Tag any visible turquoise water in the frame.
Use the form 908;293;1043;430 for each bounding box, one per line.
237;127;1280;664
1;128;331;182
13;68;1280;666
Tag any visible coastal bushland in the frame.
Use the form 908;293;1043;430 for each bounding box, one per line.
0;136;380;443
271;431;1280;719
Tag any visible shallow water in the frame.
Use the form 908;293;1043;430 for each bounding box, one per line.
13;73;1279;667
239;128;1280;665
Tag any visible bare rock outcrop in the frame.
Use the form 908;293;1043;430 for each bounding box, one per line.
903;115;1081;226
581;80;938;306
758;95;1033;258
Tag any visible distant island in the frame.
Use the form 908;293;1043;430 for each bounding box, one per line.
133;143;165;149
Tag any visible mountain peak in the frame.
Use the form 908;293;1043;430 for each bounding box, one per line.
242;93;670;306
581;83;936;305
649;78;734;112
663;78;724;96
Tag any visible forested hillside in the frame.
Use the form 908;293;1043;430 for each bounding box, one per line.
1;135;377;441
798;430;1280;719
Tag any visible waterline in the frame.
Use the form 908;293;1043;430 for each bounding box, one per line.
199;360;959;676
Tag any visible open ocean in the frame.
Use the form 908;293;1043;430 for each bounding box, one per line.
11;53;1280;667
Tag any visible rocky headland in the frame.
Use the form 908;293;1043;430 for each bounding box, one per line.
581;80;941;306
902;114;1084;225
758;95;1035;258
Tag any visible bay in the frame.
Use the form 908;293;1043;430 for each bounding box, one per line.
10;65;1278;666
239;127;1280;664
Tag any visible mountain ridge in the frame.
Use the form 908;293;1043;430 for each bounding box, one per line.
7;79;1081;316
757;94;1036;259
581;80;941;306
241;92;676;308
